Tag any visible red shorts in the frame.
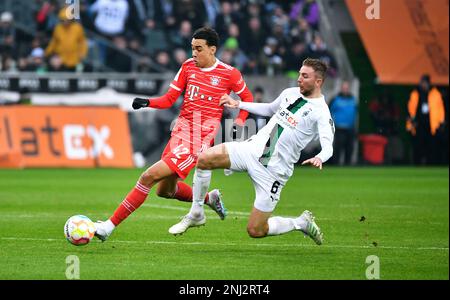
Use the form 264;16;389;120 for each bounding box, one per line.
161;137;209;179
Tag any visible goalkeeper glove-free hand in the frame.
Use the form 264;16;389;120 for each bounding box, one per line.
132;98;149;110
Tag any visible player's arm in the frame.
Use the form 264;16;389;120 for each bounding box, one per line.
302;112;334;170
229;69;254;125
219;90;283;117
132;62;187;110
132;88;182;110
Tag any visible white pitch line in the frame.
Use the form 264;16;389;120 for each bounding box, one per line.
143;203;251;216
1;237;448;251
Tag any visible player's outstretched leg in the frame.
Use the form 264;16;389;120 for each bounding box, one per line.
296;210;323;245
265;210;323;245
94;160;173;242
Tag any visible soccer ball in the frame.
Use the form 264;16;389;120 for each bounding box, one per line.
64;215;96;246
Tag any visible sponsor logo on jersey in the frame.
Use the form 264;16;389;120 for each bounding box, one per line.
276;107;298;129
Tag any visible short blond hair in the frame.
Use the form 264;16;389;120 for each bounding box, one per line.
302;58;328;82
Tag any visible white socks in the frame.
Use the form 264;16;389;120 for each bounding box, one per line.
267;216;297;235
189;168;212;219
104;219;116;234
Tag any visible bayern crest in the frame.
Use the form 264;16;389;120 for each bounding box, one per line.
210;76;220;86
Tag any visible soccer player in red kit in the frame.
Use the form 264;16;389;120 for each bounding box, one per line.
94;27;254;241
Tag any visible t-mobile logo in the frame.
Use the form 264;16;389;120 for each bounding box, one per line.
187;84;200;101
365;0;380;20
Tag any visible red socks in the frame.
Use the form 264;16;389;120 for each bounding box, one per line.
172;181;209;204
110;181;209;226
110;182;149;226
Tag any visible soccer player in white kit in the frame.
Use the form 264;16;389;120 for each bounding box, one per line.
169;58;334;245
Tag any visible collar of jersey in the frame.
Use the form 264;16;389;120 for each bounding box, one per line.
300;94;325;102
200;58;220;72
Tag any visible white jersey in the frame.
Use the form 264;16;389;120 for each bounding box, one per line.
91;0;129;36
239;87;334;183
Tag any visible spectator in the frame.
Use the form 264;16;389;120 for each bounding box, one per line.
290;18;313;45
105;36;132;72
36;1;60;35
241;53;264;75
172;47;188;70
47;54;64;72
136;54;153;73
0;11;16;58
269;4;290;36
241;17;266;57
284;41;307;79
215;1;241;40
329;80;358;165
173;0;207;30
217;37;248;70
406;74;446;165
261;37;283;76
202;0;221;27
1;54;16;72
305;34;338;77
45;7;88;71
89;0;129;38
26;47;47;73
154;50;172;70
169;20;193;55
289;0;320;31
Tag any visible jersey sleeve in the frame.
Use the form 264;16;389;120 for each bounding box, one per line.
229;68;247;95
229;68;254;124
169;61;188;93
238;89;284;117
315;108;335;163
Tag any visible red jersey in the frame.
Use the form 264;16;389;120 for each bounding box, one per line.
149;58;253;151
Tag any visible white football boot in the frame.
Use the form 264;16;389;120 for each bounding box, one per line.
94;220;115;242
296;210;323;245
205;189;227;220
168;214;206;235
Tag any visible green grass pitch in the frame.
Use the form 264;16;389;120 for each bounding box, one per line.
0;167;448;280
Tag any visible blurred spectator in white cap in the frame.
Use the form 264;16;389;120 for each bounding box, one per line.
0;11;16;57
26;47;47;73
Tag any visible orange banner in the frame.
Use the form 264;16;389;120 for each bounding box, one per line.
346;0;449;85
0;106;134;168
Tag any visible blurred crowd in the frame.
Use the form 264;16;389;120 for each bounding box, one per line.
0;0;338;76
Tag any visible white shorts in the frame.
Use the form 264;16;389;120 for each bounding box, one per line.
224;141;284;212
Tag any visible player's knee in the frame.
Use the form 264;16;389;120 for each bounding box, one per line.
155;188;173;199
139;170;160;187
197;153;212;169
246;225;266;238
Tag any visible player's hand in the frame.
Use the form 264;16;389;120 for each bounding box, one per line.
234;118;245;127
219;94;239;109
301;157;323;170
132;98;149;110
